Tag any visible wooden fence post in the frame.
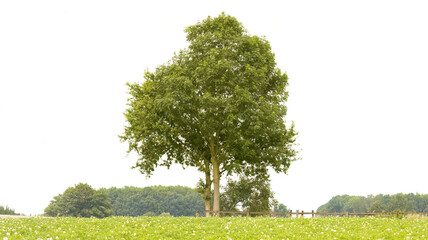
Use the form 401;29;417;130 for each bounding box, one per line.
246;209;250;217
301;210;304;218
296;210;299;218
289;210;292;218
312;210;315;218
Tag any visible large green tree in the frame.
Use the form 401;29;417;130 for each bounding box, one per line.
44;183;113;218
120;13;298;216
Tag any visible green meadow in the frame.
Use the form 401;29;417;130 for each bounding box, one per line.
1;216;427;239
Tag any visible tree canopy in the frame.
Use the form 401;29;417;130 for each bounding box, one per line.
120;13;298;216
105;186;204;217
220;174;276;213
44;183;113;218
317;193;428;213
274;203;291;214
0;205;18;215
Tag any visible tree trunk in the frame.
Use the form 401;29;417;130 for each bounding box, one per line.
212;156;220;217
204;170;212;217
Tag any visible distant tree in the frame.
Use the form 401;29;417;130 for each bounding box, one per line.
120;13;298;216
44;183;113;218
373;194;392;206
369;200;386;213
220;173;276;213
405;193;428;212
317;195;352;213
318;193;428;213
387;193;414;212
0;206;18;215
106;186;204;217
344;196;367;213
317;204;327;213
273;203;291;215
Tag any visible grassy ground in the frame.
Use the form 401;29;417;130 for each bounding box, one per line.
1;216;427;239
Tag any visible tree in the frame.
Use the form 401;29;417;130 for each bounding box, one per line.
220;173;276;213
274;203;290;213
106;186;204;217
317;193;428;214
120;13;298;216
387;193;414;212
317;195;353;213
44;183;113;218
344;196;368;213
405;193;428;212
369;200;386;213
0;205;18;215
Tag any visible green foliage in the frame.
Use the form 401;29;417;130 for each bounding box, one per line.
317;195;352;213
274;203;291;213
1;216;427;239
0;205;18;215
44;183;113;218
120;12;298;213
105;186;204;217
387;193;414;212
368;200;386;213
142;211;156;217
407;193;428;212
194;179;206;197
318;193;428;213
159;212;172;217
344;196;367;213
220;174;276;213
378;209;406;219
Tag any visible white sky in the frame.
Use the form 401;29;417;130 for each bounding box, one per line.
1;0;427;215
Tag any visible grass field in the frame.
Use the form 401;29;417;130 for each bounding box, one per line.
1;216;427;239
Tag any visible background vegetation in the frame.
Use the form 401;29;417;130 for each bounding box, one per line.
44;183;113;218
41;182;426;219
105;186;204;217
41;180;289;218
218;174;278;213
317;193;428;213
0;205;18;215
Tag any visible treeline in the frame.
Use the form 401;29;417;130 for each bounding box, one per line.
0;205;19;215
317;193;428;213
106;186;204;217
44;184;204;217
44;180;288;218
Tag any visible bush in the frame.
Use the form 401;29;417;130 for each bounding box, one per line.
159;212;171;217
143;211;156;217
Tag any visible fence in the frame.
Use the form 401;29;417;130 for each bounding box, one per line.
206;210;428;218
